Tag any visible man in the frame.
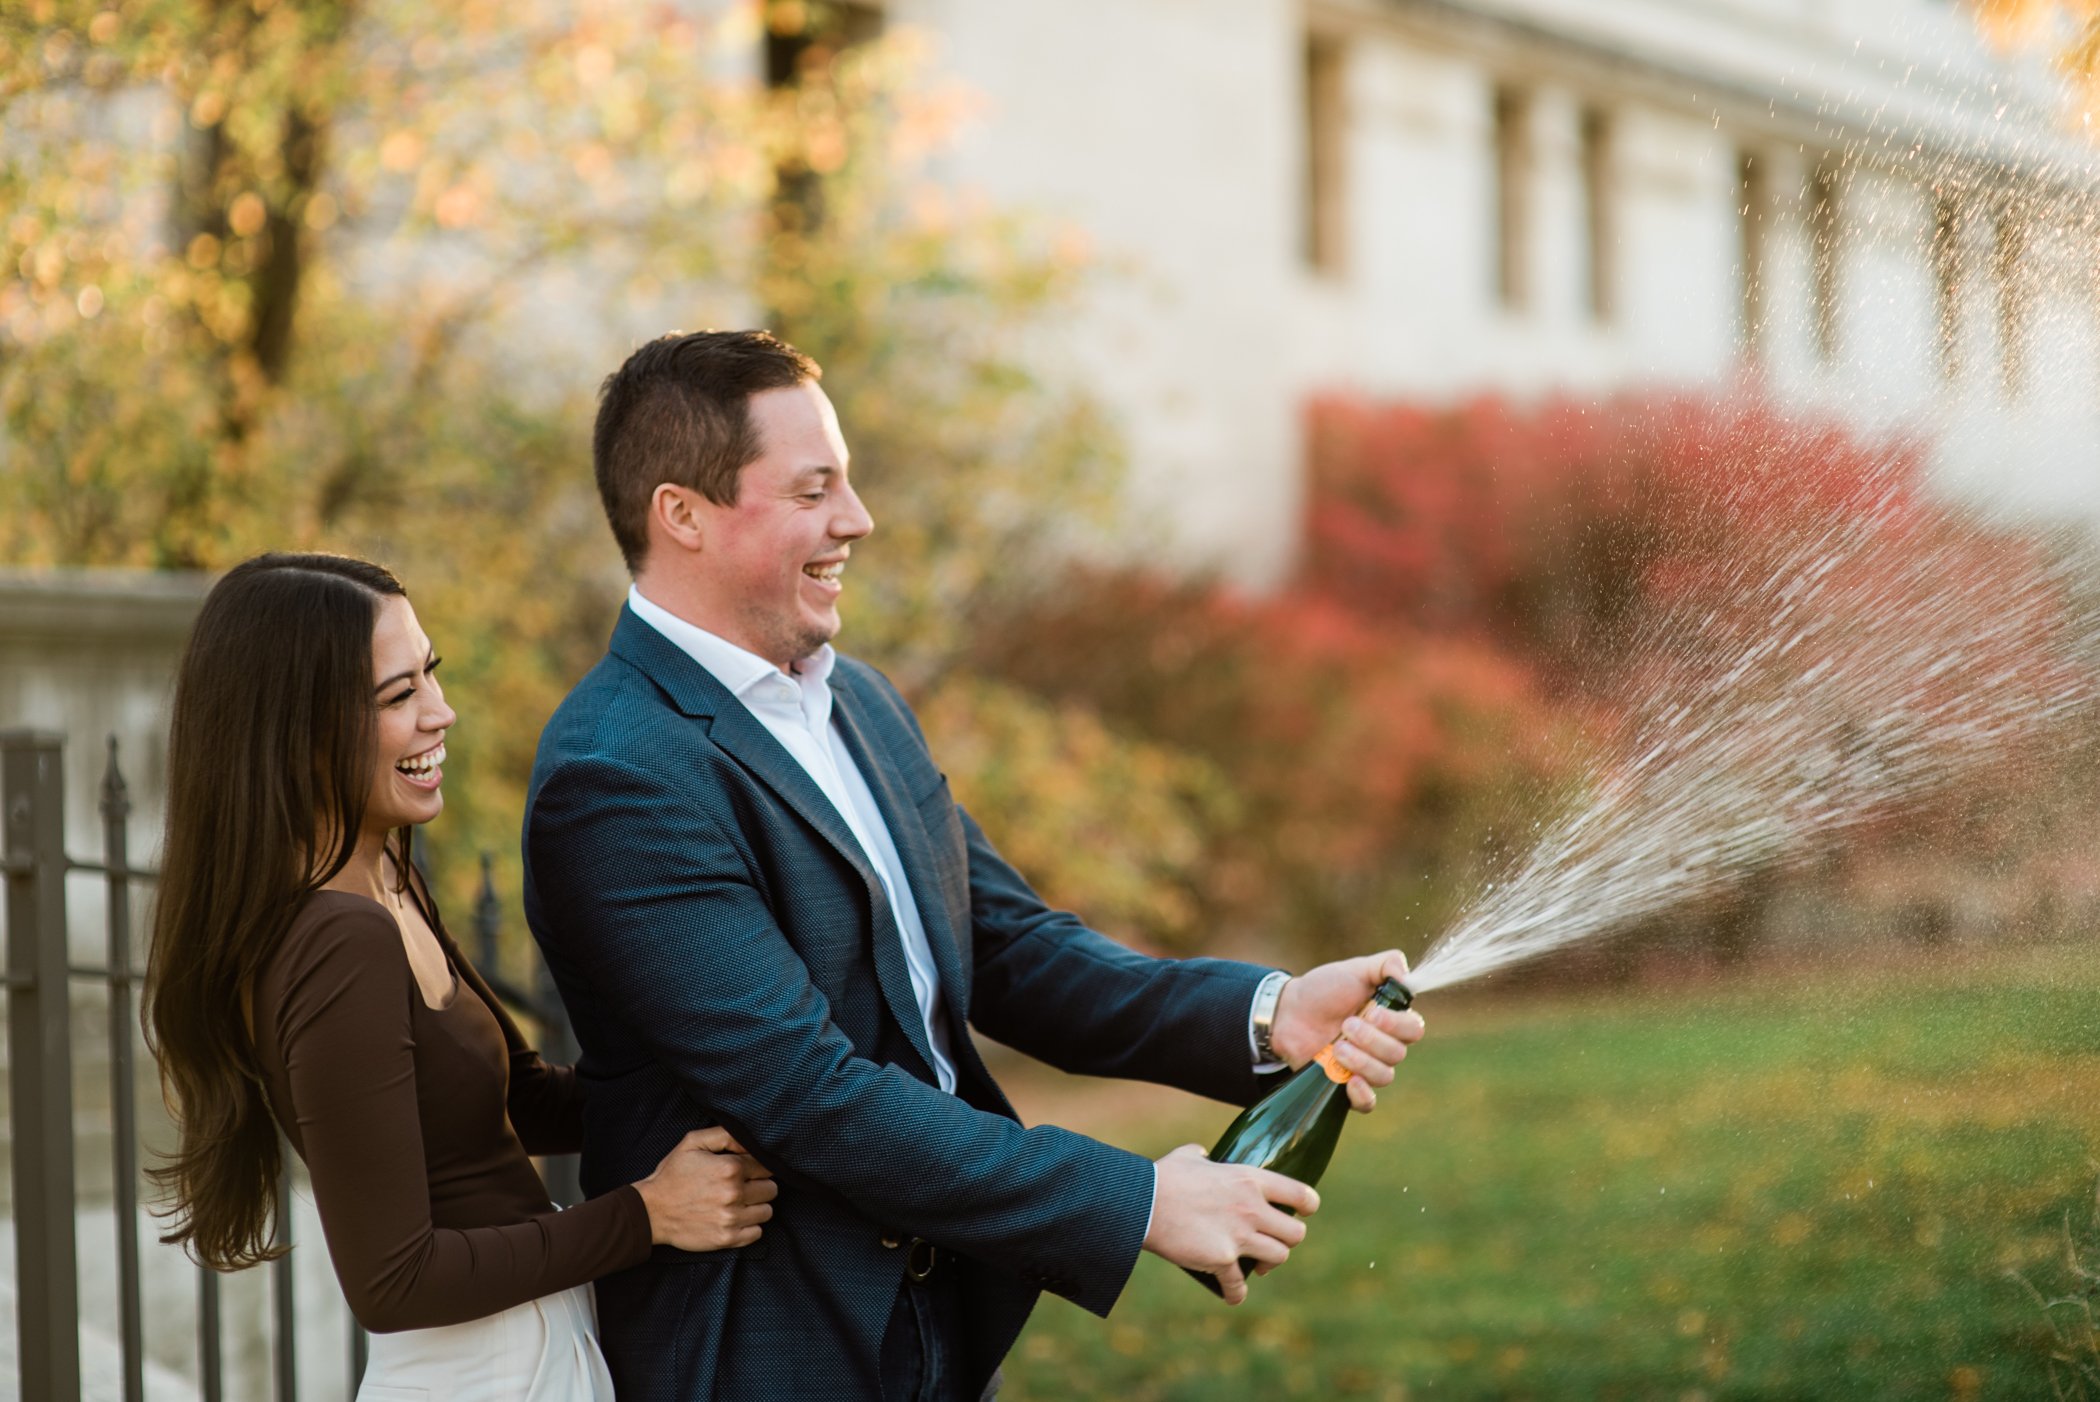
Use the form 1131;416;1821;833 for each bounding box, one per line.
523;330;1425;1401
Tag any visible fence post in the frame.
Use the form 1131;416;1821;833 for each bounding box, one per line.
102;737;146;1402
3;728;82;1402
472;855;581;1207
534;951;582;1209
199;1267;223;1402
272;1158;297;1402
474;852;501;974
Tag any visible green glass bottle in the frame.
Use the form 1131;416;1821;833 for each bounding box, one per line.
1187;977;1414;1297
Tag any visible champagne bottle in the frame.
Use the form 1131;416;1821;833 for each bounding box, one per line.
1187;976;1414;1297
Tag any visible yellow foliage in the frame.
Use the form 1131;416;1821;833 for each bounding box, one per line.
915;676;1236;953
1964;0;2100;111
0;0;1204;950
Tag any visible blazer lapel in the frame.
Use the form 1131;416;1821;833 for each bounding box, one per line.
610;608;941;1079
705;701;872;880
830;688;971;1020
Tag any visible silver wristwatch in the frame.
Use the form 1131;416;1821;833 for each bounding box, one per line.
1250;969;1290;1065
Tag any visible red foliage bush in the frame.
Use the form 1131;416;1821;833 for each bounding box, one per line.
979;389;2095;965
1300;389;2097;964
1300;390;1935;688
969;570;1575;958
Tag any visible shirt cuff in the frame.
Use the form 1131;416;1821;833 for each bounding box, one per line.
1247;968;1290;1074
1144;1159;1156;1243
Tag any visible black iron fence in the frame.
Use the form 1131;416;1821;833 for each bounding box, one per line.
2;728;578;1402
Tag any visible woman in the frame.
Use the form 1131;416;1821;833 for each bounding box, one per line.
144;552;774;1400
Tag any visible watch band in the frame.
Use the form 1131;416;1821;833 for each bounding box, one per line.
1250;969;1290;1066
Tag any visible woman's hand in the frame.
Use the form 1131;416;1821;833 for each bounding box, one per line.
634;1126;778;1251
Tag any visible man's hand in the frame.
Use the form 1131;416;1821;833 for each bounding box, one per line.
1271;949;1425;1112
1142;1144;1319;1305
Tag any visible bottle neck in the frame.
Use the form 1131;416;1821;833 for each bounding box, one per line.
1309;977;1413;1085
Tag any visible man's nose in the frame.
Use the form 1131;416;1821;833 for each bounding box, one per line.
833;482;874;540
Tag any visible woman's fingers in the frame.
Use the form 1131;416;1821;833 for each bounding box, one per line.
677;1128;777;1180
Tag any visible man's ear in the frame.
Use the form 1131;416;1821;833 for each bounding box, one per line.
650;483;709;555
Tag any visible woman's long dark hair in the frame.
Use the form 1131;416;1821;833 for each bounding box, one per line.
143;552;408;1269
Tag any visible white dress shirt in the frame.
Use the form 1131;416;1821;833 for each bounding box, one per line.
628;586;961;1092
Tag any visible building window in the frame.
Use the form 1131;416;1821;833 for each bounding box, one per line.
1994;200;2029;399
1580;107;1615;323
1304;34;1348;275
1737;149;1768;360
1493;85;1532;311
1931;193;1962;381
1809;165;1841;364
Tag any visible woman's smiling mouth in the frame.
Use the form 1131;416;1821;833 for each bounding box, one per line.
395;741;446;788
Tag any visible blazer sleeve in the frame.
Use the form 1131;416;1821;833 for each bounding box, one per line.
527;753;1156;1316
959;804;1278;1109
272;905;650;1332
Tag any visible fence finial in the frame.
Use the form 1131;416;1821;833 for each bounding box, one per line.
101;733;130;822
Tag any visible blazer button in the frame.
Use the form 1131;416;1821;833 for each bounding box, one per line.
880;1233;902;1249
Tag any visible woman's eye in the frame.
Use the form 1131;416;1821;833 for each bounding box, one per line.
382;689;413;707
426;656;443;677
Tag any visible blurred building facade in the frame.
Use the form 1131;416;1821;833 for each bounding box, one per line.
831;0;2100;582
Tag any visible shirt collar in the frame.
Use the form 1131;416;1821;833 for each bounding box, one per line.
627;584;835;703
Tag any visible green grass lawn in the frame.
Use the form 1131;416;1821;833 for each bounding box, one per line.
995;945;2100;1400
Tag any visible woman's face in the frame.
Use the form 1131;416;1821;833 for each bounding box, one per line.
364;595;455;836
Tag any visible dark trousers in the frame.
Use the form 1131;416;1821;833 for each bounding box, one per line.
879;1264;1004;1402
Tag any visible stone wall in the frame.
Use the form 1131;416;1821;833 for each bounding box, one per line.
884;0;2100;579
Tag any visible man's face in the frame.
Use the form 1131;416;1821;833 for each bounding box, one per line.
693;380;873;669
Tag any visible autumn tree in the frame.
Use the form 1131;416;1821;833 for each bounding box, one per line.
1;0;1231;952
1968;0;2100;101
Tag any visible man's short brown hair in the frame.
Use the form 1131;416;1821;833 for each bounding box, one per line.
592;329;822;572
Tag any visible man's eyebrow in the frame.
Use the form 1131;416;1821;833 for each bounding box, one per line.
781;465;841;489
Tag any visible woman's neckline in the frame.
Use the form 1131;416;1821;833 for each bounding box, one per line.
311;888;462;1014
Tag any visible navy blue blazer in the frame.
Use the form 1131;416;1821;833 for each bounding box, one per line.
522;607;1275;1401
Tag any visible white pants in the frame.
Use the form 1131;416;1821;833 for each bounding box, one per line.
356;1283;614;1402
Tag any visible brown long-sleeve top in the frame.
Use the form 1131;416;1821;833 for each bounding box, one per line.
252;888;652;1333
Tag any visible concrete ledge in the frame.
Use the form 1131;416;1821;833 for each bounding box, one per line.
0;569;212;645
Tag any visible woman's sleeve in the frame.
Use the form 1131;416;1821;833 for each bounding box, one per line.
272;906;651;1333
